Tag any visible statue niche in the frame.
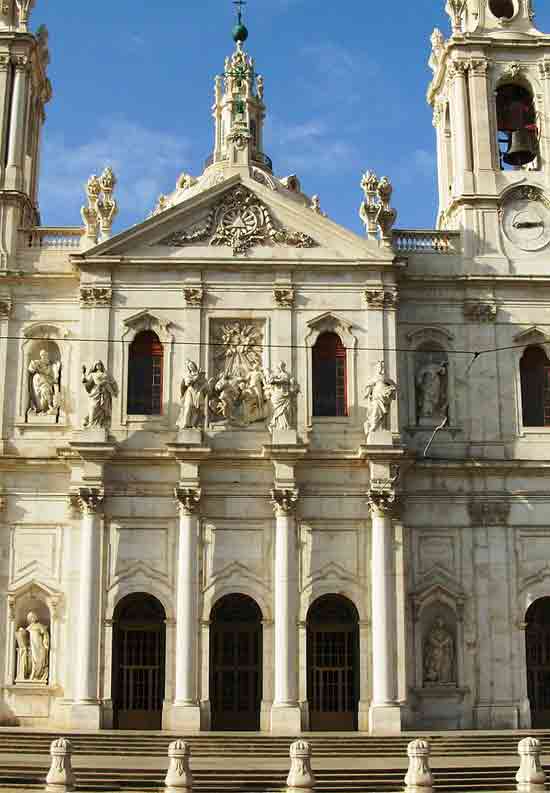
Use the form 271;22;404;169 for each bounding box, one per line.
423;616;456;687
15;610;50;685
415;344;449;427
25;341;62;423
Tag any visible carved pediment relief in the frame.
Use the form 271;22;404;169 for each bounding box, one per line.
157;185;317;256
514;326;550;345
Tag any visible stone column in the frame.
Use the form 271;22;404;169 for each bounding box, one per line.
5;55;29;191
271;487;301;733
71;487;104;728
468;59;494;178
449;60;474;196
172;487;202;731
368;479;401;733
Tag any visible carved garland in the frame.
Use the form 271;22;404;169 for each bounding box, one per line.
80;287;112;308
161;186;317;256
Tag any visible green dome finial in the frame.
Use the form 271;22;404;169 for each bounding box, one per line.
232;0;248;43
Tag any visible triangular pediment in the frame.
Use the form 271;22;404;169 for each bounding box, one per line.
73;173;395;265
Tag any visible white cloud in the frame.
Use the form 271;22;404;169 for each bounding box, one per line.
39;117;192;227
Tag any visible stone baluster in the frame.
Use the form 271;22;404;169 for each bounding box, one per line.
172;488;201;730
271;488;301;733
287;739;315;792
164;739;193;793
516;737;546;793
367;478;401;733
73;488;104;727
405;739;433;793
45;738;75;793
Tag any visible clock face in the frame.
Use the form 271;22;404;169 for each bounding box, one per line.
502;195;550;252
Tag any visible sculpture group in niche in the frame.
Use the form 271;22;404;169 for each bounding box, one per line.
27;349;61;419
15;612;50;684
82;361;118;430
364;361;397;437
423;617;456;686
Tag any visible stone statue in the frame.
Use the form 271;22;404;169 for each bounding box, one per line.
27;349;61;416
240;364;267;425
82;361;118;430
429;28;445;72
424;617;455;686
364;361;397;436
416;360;448;423
212;373;242;423
264;362;300;432
15;612;49;684
178;360;210;429
15;626;30;681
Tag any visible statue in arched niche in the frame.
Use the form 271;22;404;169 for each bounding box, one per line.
415;347;449;425
27;348;61;417
15;611;50;684
423;616;456;686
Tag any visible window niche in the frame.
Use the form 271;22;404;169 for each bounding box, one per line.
489;0;516;20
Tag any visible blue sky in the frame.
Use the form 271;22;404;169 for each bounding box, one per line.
36;1;550;236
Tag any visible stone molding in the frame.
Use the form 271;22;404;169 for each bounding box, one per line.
183;287;204;307
273;288;295;309
270;488;299;516
175;487;202;516
468;501;510;527
463;301;497;323
367;479;399;517
79;287;112;308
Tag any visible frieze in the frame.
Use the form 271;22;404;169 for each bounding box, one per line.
160;185;317;256
79;287;112;308
468;501;510;527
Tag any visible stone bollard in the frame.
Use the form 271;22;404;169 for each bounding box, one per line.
287;740;316;792
516;737;546;793
164;739;193;793
404;739;433;793
45;738;75;793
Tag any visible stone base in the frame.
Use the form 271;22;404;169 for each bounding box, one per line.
175;428;203;446
365;427;394;446
369;703;402;734
167;703;201;731
271;429;298;446
70;701;102;729
270;703;302;734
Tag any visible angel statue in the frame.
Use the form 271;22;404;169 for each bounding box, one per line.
82;361;118;430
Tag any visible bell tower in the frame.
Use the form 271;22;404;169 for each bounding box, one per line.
0;0;51;266
428;0;550;263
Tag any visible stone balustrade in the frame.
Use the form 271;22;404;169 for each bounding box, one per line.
21;226;84;250
393;228;460;254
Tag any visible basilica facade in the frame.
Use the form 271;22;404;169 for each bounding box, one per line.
1;0;550;734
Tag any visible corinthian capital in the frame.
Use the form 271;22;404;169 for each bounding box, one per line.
367;479;398;517
77;487;104;515
271;488;299;516
175;487;202;516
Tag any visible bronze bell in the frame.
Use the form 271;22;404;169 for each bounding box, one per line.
503;128;538;167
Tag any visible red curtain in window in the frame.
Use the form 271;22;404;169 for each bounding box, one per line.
312;332;348;417
127;330;163;415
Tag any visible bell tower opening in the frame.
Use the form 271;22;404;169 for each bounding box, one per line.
496;84;538;169
489;0;516;19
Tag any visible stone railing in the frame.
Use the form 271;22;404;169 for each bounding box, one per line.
393;229;461;254
20;227;84;250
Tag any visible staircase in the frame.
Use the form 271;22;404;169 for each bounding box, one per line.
0;730;547;791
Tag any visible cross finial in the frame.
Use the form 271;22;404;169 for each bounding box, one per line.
234;0;246;24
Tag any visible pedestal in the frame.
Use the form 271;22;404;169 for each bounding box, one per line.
369;703;402;734
169;703;201;732
69;701;102;729
270;703;302;734
175;428;203;446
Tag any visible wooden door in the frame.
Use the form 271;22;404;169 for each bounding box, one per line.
526;597;550;727
210;595;262;731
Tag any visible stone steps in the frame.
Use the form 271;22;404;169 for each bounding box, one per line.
0;730;549;757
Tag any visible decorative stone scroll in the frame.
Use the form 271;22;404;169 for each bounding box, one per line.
175;487;202;516
160;185;316;256
468;501;510;527
79;287;112;308
271;488;299;516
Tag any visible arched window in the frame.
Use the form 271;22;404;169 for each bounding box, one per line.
496;83;537;169
312;332;347;417
489;0;515;19
520;346;550;427
127;330;163;415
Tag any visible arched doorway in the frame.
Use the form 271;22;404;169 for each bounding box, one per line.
210;594;263;731
112;593;166;730
307;594;359;731
526;597;550;727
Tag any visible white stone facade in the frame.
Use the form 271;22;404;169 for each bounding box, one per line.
0;0;550;733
